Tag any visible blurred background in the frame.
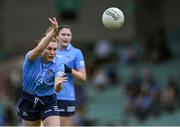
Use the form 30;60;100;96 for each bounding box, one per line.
0;0;180;126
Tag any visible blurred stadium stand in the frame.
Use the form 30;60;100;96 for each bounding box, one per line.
85;32;180;125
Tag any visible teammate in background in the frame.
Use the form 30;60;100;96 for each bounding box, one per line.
56;25;87;125
17;17;67;126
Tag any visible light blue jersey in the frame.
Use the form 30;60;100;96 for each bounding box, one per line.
56;44;85;100
23;51;64;96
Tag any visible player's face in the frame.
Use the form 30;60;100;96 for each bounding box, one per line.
57;28;72;48
42;42;57;62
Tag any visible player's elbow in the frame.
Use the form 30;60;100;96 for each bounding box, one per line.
80;75;87;83
36;46;44;54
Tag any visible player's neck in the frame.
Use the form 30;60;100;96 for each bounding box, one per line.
41;56;49;63
60;46;67;50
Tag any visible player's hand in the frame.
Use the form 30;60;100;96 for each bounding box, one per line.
55;74;67;92
57;76;67;85
48;17;59;32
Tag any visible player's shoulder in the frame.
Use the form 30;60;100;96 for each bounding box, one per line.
54;56;62;63
24;51;40;64
70;45;82;53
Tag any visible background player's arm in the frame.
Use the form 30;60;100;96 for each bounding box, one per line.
71;68;86;82
28;17;58;61
64;64;86;82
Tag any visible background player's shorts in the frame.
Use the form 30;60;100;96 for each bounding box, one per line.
57;100;75;116
17;91;59;121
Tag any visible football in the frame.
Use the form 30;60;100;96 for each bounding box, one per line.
102;7;124;30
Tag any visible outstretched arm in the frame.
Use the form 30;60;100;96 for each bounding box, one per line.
28;17;59;61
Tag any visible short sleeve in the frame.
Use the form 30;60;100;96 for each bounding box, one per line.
75;49;85;69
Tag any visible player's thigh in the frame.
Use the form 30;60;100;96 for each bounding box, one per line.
22;119;41;126
60;116;73;126
43;116;60;126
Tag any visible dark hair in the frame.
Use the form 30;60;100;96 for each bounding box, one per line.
58;25;72;33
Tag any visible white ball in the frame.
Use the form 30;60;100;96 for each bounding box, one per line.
102;7;124;30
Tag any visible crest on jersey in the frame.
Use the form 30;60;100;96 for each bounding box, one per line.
48;69;54;77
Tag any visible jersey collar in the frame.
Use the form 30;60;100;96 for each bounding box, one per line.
65;43;72;51
40;57;55;64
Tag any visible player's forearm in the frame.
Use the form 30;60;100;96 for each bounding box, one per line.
55;84;62;92
36;28;57;53
28;17;59;61
72;69;86;82
28;28;57;61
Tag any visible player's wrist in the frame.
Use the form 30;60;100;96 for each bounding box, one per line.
52;25;59;34
64;64;72;74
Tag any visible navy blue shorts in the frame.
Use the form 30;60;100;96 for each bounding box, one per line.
57;100;75;116
17;91;59;121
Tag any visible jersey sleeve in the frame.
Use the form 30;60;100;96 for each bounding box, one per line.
23;51;32;66
75;49;86;69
